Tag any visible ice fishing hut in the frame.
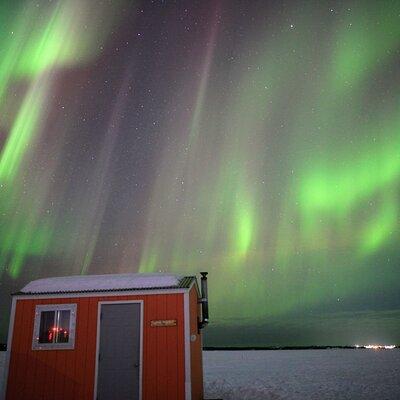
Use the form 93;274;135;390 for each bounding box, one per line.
4;272;209;400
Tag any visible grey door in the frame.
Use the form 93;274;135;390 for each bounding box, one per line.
97;303;141;400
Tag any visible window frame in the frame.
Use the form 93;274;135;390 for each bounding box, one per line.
32;303;77;350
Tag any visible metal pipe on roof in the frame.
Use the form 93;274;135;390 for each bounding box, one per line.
198;272;209;329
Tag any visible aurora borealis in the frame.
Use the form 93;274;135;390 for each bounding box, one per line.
0;0;399;346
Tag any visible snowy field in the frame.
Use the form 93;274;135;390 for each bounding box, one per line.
203;349;400;400
1;349;400;399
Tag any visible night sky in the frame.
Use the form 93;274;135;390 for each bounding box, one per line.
1;0;399;346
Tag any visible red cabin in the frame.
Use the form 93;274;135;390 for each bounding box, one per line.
4;272;209;400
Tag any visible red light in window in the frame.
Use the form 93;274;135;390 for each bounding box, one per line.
46;327;69;343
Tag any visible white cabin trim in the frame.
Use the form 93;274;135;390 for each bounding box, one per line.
183;291;192;400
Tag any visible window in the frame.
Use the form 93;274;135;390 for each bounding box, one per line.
32;304;77;350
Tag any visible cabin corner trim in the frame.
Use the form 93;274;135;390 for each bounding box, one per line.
184;291;192;400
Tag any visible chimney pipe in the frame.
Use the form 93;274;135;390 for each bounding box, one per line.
198;272;209;329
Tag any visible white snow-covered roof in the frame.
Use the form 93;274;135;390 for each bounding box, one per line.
20;273;189;294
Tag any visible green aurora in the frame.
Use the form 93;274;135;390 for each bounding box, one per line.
0;0;119;279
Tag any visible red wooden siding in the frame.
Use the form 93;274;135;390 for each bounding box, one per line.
6;293;185;400
189;286;204;400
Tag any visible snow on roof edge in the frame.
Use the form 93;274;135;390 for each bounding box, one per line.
20;273;185;294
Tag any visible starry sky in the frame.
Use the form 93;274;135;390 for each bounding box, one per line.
0;0;399;346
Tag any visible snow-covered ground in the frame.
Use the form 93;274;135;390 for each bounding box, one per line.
1;349;399;399
203;349;400;400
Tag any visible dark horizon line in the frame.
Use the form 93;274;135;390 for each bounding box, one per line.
202;345;399;351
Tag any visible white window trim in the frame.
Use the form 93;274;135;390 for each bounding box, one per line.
32;304;77;350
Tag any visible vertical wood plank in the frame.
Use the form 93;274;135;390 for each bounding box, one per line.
73;298;89;399
156;295;168;399
19;300;36;399
22;300;40;400
6;300;25;399
53;348;67;400
176;294;185;400
145;295;158;400
165;294;178;400
83;297;98;400
63;347;76;398
42;342;57;400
